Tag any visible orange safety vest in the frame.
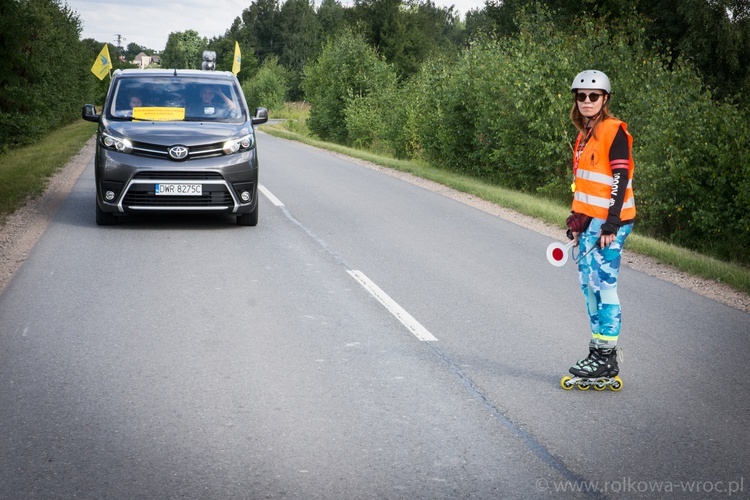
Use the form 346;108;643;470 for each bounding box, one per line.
572;118;636;221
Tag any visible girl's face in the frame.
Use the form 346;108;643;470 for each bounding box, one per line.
575;90;607;118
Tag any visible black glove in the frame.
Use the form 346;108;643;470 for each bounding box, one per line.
601;222;620;236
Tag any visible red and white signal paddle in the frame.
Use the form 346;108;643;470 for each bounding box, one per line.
546;237;600;266
546;240;576;267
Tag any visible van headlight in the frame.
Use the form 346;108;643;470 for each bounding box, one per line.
223;134;254;154
101;132;133;153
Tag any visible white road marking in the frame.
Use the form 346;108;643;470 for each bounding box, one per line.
347;270;438;342
259;184;284;206
262;186;434;342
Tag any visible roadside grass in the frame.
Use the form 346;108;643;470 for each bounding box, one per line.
268;102;311;137
261;119;750;297
0;120;97;223
269;101;310;121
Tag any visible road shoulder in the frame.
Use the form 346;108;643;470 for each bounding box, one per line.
0;137;95;295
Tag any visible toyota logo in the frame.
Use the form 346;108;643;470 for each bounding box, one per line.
168;145;189;160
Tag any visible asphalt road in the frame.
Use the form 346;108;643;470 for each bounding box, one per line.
0;131;748;499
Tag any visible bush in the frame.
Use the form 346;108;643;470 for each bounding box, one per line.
405;56;480;174
242;56;289;112
303;30;396;145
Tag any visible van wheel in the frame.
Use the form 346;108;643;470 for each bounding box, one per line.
96;203;118;225
237;204;258;226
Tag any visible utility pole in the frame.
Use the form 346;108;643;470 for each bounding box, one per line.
114;34;126;50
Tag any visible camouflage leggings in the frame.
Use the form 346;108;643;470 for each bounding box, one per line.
577;218;633;348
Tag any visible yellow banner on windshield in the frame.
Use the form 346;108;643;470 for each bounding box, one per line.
132;107;185;121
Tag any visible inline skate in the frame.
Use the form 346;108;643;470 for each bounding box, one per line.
561;346;623;391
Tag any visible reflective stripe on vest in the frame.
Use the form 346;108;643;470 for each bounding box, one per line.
574;190;636;210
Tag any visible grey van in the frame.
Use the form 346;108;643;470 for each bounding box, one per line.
82;68;268;226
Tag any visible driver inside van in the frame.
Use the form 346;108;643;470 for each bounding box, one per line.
189;85;237;118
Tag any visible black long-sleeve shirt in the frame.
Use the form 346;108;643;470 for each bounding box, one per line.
602;125;632;234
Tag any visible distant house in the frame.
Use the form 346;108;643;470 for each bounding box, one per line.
132;52;160;69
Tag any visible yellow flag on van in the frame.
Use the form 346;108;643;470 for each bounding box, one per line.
91;44;112;80
232;41;241;75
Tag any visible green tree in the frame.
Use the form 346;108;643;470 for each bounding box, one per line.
279;0;322;99
482;0;750;104
241;0;282;63
207;38;246;79
209;17;260;81
242;55;289;110
400;1;462;75
465;7;495;40
0;0;96;149
409;54;479;177
124;42;152;61
317;0;347;36
303;29;395;143
668;0;750;102
161;30;207;69
350;0;463;79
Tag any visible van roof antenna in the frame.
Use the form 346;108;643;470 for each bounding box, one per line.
173;68;178;76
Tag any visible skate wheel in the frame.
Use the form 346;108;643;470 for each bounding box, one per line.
560;376;574;390
576;380;590;390
609;376;623;392
593;379;608;391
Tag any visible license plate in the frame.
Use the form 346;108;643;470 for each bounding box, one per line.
154;183;202;196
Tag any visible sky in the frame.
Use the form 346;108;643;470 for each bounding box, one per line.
65;0;488;52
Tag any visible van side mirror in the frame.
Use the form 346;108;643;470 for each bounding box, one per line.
82;104;100;123
252;107;268;125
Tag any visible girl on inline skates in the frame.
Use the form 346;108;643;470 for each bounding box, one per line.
562;70;636;390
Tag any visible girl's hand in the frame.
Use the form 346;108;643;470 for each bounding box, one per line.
600;233;617;248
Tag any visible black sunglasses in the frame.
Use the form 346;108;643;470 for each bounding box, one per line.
575;91;605;103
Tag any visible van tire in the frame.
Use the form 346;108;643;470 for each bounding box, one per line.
96;203;118;225
237;204;258;226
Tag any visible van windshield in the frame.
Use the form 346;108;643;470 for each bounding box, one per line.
109;76;245;122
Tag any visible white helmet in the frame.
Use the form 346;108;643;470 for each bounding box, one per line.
571;70;611;94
